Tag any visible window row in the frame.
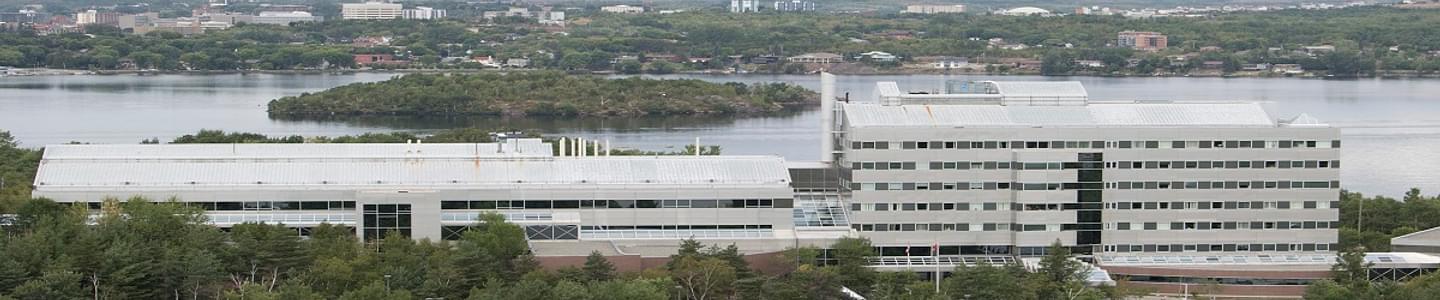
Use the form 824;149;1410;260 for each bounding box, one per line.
850;202;1103;212
439;199;791;210
1108;200;1338;210
1112;160;1338;170
852;182;1101;191
853;161;1104;171
1111;220;1340;231
851;139;1339;150
85;201;358;211
854;222;1080;232
1112;180;1339;190
1102;243;1335;253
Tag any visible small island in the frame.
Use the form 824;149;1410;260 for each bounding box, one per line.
266;72;817;117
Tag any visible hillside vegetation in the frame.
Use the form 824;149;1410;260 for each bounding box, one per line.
266;72;817;116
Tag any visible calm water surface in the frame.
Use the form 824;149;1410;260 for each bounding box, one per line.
1;73;1438;196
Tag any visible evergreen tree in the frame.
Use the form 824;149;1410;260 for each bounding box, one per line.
582;251;616;282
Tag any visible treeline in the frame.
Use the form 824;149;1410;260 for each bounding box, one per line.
5;8;1440;75
0;132;41;213
1304;246;1440;299
266;72;817;116
164;129;724;156
0;197;1139;300
1335;189;1440;252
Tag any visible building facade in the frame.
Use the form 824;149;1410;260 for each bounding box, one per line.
342;2;403;20
904;4;966;14
600;5;644;14
829;80;1340;258
31;140;836;258
1118;31;1168;51
251;11;322;25
773;0;817;12
402;6;446;20
730;0;761;12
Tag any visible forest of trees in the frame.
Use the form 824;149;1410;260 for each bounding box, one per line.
2;8;1438;76
0;195;1138;300
1334;189;1440;252
265;72;817;116
1304;246;1440;299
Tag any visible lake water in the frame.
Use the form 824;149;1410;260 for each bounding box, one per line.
2;73;1438;196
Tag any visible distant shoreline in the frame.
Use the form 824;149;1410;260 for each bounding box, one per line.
5;67;1438;79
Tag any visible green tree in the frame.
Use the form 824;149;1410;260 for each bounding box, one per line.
830;236;877;294
945;262;1036;300
583;251;616;282
671;257;735;300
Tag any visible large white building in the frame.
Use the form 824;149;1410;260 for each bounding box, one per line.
600;5;644;14
402;6;446;20
251;11;322;25
342;2;403;20
32;74;1364;297
817;76;1343;296
731;0;762;12
904;4;966;14
31;139;846;258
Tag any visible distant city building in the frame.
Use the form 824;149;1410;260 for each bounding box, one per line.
402;6;446;20
731;0;762;12
904;4;966;14
915;56;970;69
252;11;322;25
1117;31;1168;51
482;7;530;20
857;51;898;62
788;52;844;64
773;0;817;12
0;10;50;24
999;6;1051;16
600;5;645;14
117;13;158;29
75;10;97;24
342;2;403;20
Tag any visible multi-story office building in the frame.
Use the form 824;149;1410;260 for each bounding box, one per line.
904;4;966;14
599;5;645;14
402;6;446;20
730;0;761;12
1118;31;1168;51
831;80;1339;257
251;11;322;25
342;2;403;20
773;0;817;12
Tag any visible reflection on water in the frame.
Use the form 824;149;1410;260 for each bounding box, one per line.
3;73;1440;196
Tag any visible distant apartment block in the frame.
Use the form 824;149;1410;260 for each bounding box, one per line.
600;5;645;14
1117;31;1168;51
252;11;322;25
731;0;762;12
342;2;403;20
402;6;446;20
773;0;817;11
905;4;966;14
789;52;844;64
76;10;118;26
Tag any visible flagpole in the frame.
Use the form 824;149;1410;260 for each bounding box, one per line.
933;241;940;293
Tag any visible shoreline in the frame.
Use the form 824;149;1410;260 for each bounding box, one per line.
5;67;1439;80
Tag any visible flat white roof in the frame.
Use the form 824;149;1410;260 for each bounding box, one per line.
34;143;791;188
42;139;552;159
843;102;1304;128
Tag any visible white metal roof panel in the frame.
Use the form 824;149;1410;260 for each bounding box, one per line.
42;140;553;159
35;156;789;188
843;102;1280;128
987;81;1088;99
